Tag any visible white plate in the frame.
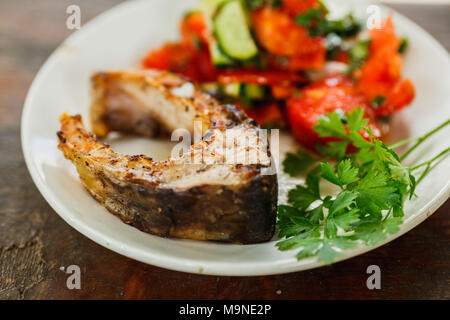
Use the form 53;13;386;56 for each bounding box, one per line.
21;0;450;275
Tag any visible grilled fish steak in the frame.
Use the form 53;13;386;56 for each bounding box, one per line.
91;69;234;138
57;70;278;244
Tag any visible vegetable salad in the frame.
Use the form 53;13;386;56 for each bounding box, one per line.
142;0;415;153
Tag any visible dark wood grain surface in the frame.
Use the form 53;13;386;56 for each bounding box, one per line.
0;0;449;300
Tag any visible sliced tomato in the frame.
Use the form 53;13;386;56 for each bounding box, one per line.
180;11;209;49
142;44;198;78
251;8;325;60
142;44;173;70
142;11;217;82
375;79;415;116
282;0;319;16
142;44;216;82
356;17;415;115
271;83;296;99
192;47;218;82
333;50;349;64
370;16;399;54
357;51;403;101
218;69;306;86
275;51;326;71
246;102;285;128
286;74;380;150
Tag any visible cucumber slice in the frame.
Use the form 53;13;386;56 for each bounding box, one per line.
222;83;266;100
223;83;241;97
214;0;259;60
200;0;226;17
199;0;235;66
200;82;220;93
242;84;265;100
210;41;234;66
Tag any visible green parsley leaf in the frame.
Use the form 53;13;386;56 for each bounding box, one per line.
316;237;357;264
371;95;386;108
287;166;323;210
317;241;343;263
283;150;317;177
305;204;324;225
325;14;361;38
295;10;360;39
295;9;323;28
277;107;449;266
276;233;321;252
346;39;371;74
355;217;402;246
356;170;400;214
287;185;319;210
314;112;348;139
408;173;417;199
325;219;338;238
336;159;360;185
346;107;368;132
317;140;349;159
328;236;358;250
320;162;341;186
306;166;322;198
245;0;282;10
278;205;314;238
392;205;404;218
350;131;373;149
329;191;358;214
320;160;359;187
313;107;375;159
398;37;409;54
332;208;360;231
294;238;322;259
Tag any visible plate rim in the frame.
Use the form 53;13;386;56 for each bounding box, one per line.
21;0;450;276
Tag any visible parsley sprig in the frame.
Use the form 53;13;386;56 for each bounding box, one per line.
278;108;450;264
245;0;282;10
346;39;371;74
295;9;361;39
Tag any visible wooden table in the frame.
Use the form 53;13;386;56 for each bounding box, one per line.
0;0;448;300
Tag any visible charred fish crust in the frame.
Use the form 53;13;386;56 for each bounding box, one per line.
128;155;140;162
201;130;215;142
248;119;259;127
220;104;249;124
59;69;278;244
57;130;66;143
